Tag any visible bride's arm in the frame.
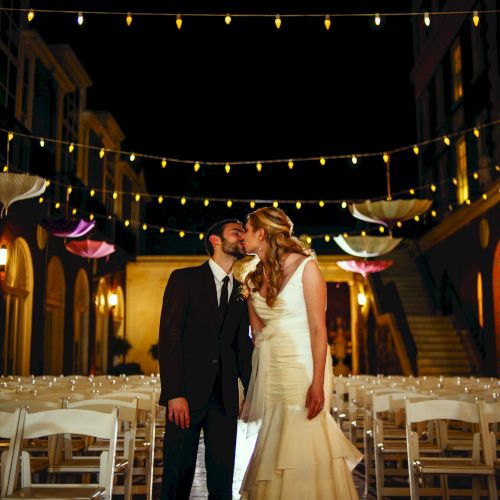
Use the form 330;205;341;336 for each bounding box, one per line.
303;260;327;419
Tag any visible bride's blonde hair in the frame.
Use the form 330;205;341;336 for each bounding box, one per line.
246;207;308;307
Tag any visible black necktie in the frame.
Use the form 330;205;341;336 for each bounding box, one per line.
218;276;230;326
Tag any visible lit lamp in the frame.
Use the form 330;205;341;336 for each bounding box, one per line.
357;291;367;306
108;292;118;308
0;245;7;272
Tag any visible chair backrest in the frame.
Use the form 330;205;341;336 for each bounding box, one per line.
0;399;59;413
480;401;500;424
405;399;480;425
66;398;138;425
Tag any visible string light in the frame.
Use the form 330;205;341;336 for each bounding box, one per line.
77;11;84;26
194;162;201;172
90;189;95;197
158;195;163;204
227;200;233;207
361;230;366;236
256;162;262;172
288;160;294;170
343;233;348;238
135;194;140;202
409;188;415;195
67;186;73;195
27;8;34;22
383;153;389;163
413;145;419;155
482;193;488;200
431;184;436;192
351;155;357;165
7;132;13;141
319;157;326;166
204;199;209;206
99;148;105;158
46;180;50;187
472;11;479;27
374;13;381;26
324;235;331;242
179;231;185;238
161;158;167;168
55;202;60;209
396;221;402;228
474;128;480;138
39;197;44;203
176;14;182;29
341;201;347;209
159;227;164;233
431;210;437;217
2;165;7;172
40;138;45;148
296;201;302;209
414;215;420;221
89;213;94;221
379;226;385;233
112;191;118;200
126;12;133;26
250;201;256;208
473;171;479;179
180;197;186;205
199;233;204;240
319;200;325;207
275;14;281;29
465;199;471;205
225;14;231;25
142;223;147;231
72;208;77;215
324;15;331;30
130;153;135;162
225;163;231;174
273;201;279;208
125;219;130;227
443;136;450;146
68;143;75;153
424;12;430;27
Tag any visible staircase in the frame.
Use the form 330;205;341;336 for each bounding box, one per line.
382;244;471;376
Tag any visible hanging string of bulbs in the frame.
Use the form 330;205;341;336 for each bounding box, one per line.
2;118;499;183
34;164;497;244
2;6;495;30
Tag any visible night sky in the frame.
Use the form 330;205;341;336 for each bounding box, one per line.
30;1;419;245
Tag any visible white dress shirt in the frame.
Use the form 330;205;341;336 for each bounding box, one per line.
209;259;234;306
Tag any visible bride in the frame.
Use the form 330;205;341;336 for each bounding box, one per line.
240;206;362;499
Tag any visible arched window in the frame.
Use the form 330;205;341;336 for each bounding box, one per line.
3;238;34;375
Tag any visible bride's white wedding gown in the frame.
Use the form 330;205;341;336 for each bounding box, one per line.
240;256;362;499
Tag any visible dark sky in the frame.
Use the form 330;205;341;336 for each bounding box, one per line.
31;1;418;241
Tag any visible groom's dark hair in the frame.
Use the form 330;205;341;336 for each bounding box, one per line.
205;219;242;256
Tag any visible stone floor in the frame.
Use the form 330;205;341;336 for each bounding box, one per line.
154;420;375;499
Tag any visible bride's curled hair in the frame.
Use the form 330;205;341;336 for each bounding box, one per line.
246;206;309;308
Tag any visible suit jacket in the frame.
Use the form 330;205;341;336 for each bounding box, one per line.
158;261;253;417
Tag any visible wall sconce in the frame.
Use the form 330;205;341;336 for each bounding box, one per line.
108;292;118;308
357;291;367;306
0;245;7;272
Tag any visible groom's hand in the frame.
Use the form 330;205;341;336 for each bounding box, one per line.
168;397;190;429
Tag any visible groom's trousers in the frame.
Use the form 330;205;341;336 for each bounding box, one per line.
160;376;238;500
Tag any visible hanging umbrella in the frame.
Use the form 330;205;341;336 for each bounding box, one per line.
65;239;115;259
0;172;46;216
350;198;433;230
41;218;96;238
336;259;393;279
333;235;402;258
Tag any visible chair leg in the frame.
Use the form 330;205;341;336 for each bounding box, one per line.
364;434;371;496
408;467;418;500
374;449;384;500
486;475;496;500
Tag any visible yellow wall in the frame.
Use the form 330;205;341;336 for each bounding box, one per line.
126;254;359;375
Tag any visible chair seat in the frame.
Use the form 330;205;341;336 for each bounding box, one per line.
414;458;495;475
5;485;106;498
380;440;441;454
48;457;127;473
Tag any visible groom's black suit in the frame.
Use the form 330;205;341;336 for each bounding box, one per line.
159;261;253;499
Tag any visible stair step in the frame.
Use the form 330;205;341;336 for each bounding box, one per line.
418;359;470;367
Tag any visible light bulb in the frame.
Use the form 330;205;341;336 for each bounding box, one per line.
431;210;437;217
379;226;385;233
225;163;231;174
130;153;135;162
179;231;185;238
341;201;347;209
256;162;262;172
396;221;402;228
472;11;479;27
225;14;231;25
68;143;75;153
89;213;94;221
273;201;279;208
414;215;420;221
275;14;281;29
250;201;255;208
158;196;164;204
39;197;44;203
7;132;13;141
40;138;45;147
176;14;182;30
288;160;294;169
125;219;130;227
204;199;210;207
324;15;331;30
160;227;164;233
135;194;140;202
194;162;200;172
227;200;233;208
343;233;348;238
99;148;105;158
361;231;366;237
55;202;60;209
431;184;436;192
112;191;118;200
424;12;430;27
351;155;358;165
443;136;450;146
161;158;167;168
306;236;312;245
413;145;419;155
142;224;147;231
296;201;301;209
77;11;84;26
27;8;35;22
67;186;73;194
474;128;480;138
482;193;487;200
324;235;331;242
181;197;186;205
90;189;95;197
409;188;415;195
72;208;77;215
320;157;326;166
374;13;381;26
319;200;325;208
126;12;133;26
383;153;389;163
46;180;51;187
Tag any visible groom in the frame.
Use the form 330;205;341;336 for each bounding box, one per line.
159;219;254;499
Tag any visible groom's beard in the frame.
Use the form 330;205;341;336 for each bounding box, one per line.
222;238;246;259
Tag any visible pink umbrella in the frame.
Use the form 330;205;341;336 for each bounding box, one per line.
65;239;115;259
336;259;393;279
42;218;96;238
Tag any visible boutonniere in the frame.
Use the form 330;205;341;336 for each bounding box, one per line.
236;283;250;301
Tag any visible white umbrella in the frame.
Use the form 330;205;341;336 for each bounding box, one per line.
350;198;432;230
0;173;47;216
333;234;402;258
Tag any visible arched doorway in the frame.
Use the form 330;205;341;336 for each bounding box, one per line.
2;238;34;375
493;241;500;376
94;278;109;374
44;256;66;375
73;269;90;374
